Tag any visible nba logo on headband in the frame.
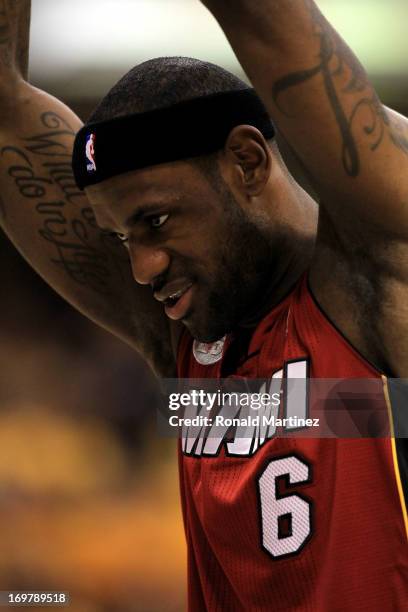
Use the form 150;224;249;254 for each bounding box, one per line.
85;133;97;173
72;89;275;190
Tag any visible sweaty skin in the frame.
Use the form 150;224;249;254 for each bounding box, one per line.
1;1;408;379
86;135;317;344
200;0;408;376
0;1;175;377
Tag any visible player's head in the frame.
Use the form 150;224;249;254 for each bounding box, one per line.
73;57;312;342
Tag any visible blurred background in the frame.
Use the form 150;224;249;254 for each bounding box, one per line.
0;1;407;610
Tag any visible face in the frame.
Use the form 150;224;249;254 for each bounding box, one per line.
87;159;281;343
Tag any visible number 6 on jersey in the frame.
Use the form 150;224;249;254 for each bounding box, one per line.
258;455;313;559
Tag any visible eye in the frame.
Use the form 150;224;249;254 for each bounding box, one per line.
105;231;129;248
149;214;169;229
114;232;128;243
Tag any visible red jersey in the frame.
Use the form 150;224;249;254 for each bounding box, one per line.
177;274;408;611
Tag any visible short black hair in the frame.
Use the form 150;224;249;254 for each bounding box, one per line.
88;57;250;122
87;57;277;188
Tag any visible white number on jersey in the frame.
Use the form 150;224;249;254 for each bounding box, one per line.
258;455;313;558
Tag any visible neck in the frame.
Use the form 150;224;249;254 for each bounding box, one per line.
237;169;318;329
239;231;315;329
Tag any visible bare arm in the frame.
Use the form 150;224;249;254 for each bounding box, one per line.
201;0;408;235
0;1;175;377
0;0;29;79
201;0;408;374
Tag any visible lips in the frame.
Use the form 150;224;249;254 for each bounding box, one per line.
154;280;194;321
164;285;194;320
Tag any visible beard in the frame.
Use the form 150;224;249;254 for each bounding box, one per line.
182;200;283;343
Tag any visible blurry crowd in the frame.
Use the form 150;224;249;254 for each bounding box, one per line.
0;221;185;610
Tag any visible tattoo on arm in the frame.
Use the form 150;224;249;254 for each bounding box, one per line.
271;0;408;177
1;111;130;296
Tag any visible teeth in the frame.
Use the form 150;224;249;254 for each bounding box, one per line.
169;289;185;300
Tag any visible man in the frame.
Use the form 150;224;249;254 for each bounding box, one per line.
0;0;407;610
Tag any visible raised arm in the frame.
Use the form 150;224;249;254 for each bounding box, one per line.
201;0;408;234
0;1;175;377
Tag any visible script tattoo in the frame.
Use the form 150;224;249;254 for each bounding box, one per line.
271;0;408;177
1;111;129;295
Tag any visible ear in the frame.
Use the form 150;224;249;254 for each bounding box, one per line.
223;125;272;197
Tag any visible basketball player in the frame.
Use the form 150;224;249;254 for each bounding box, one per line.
0;1;407;609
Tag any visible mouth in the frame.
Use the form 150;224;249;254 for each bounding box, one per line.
154;281;194;321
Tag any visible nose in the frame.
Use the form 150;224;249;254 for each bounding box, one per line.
129;243;170;285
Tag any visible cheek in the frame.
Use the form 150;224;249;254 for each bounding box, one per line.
169;206;228;265
190;234;220;268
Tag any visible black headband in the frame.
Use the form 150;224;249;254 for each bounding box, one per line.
72;88;275;190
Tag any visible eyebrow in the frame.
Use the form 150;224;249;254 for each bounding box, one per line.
99;206;147;234
124;196;178;229
99;197;175;234
124;206;148;229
